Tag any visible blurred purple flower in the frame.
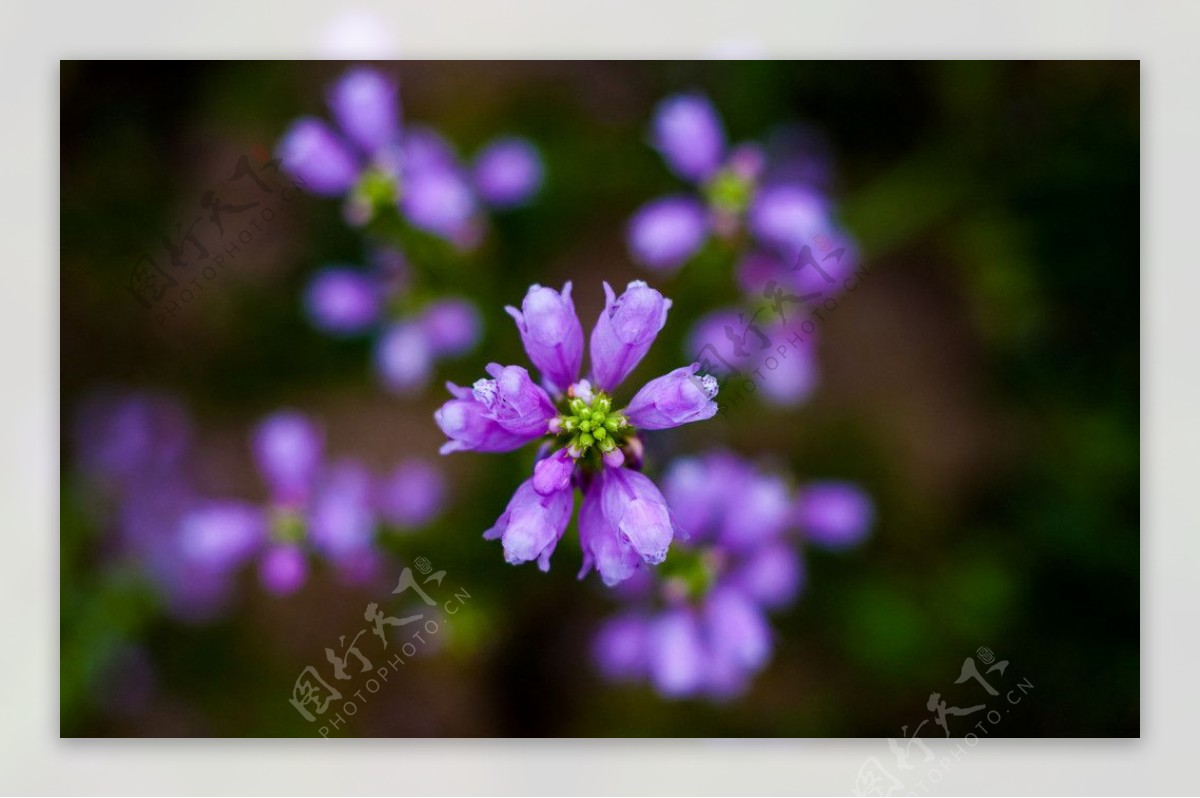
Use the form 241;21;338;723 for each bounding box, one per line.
593;451;871;700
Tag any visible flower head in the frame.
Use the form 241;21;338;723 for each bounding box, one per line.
436;281;718;584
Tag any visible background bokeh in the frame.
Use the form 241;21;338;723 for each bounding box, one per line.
60;60;1139;737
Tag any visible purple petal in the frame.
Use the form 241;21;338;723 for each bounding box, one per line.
259;544;308;595
327;67;399;156
748;184;830;252
627;196;708;272
74;391;191;487
304;267;383;335
375;322;433;393
401;126;457;174
651;93;726;183
719;471;792;551
484;477;572;571
599;468;676;565
648;608;707;697
795;481;874;549
419;298;481;356
661;456;723;542
532;449;575;496
179;501;267;571
471;363;557;438
589;280;672;392
505;282;584;394
731;541;805;609
377;460;446;529
434;387;535;455
252;412;324;506
578;476;643;587
593;613;650;681
473;137;544;208
277;117;360;196
400;165;476;240
623;363;718;430
704;586;772;672
308;462;376;560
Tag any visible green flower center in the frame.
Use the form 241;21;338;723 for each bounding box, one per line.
553;389;632;459
351;167;399;220
703;168;754;215
269;507;306;544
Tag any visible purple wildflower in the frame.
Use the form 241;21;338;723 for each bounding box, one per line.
592;450;871;700
436;280;718;584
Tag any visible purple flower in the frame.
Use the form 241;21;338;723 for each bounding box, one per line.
437;281;718;583
377;460;446;529
252;412;324;507
327;67;400;156
483;477;572;571
795;481;874;549
624;364;719;430
305;267;383;335
652;93;726;183
627;197;709;272
590;280;672;393
473;137;544;208
505;282;584;395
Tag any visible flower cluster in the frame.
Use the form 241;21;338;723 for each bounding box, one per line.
628;92;861;407
435;280;720;584
73;393;447;619
279;66;543;244
592;450;873;700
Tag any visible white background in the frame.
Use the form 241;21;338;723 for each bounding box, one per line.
1;0;1193;794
